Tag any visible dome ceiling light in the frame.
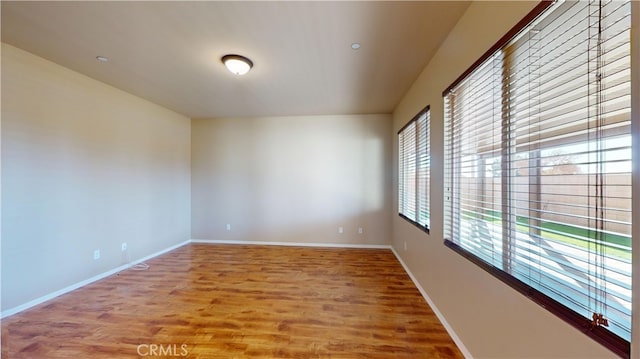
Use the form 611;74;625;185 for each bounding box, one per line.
221;54;253;76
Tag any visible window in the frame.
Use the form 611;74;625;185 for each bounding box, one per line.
398;106;430;231
443;0;632;356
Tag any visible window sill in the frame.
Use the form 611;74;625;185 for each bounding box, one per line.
398;213;429;235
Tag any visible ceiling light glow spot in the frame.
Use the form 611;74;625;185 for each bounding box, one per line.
351;43;361;50
96;55;109;62
221;54;253;75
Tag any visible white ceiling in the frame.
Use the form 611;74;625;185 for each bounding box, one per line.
1;1;470;119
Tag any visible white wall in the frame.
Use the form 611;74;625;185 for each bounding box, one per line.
392;2;623;358
191;114;392;246
1;43;192;311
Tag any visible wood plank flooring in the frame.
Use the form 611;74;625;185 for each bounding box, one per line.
1;244;463;358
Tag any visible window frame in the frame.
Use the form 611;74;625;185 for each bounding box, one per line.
398;105;431;234
442;1;632;357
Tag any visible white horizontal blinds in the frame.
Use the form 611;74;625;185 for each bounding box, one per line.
398;129;406;214
443;98;455;243
444;0;631;344
444;54;504;266
586;0;632;339
509;0;632;340
398;108;430;228
507;1;630;152
416;111;430;227
398;121;417;219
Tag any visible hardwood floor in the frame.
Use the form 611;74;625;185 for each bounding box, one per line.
1;244;463;358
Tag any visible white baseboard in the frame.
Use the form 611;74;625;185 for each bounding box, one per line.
190;238;392;249
0;240;191;319
390;246;472;359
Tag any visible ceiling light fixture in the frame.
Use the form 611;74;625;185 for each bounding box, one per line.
351;43;361;50
221;54;253;75
96;55;109;62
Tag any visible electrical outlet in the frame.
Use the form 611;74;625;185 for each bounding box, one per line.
93;250;100;260
338;226;344;234
121;242;127;252
226;224;231;231
358;227;363;234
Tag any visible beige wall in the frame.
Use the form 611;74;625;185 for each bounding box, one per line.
392;2;621;358
1;44;191;311
191;114;392;245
